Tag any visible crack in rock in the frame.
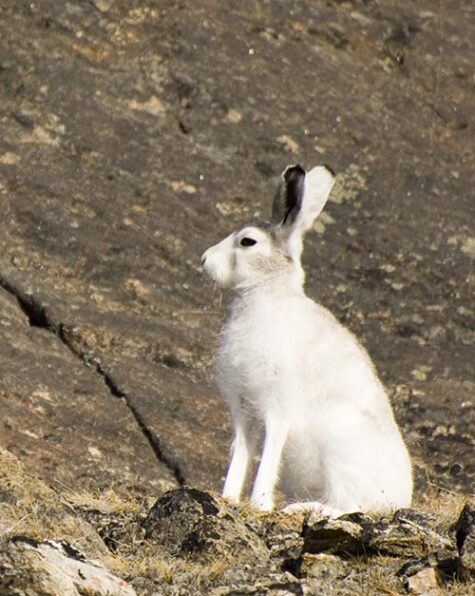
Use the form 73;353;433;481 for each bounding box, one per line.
0;273;186;486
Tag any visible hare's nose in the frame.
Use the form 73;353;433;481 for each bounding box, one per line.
200;253;207;267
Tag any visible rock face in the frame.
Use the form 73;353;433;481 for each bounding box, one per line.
0;0;473;593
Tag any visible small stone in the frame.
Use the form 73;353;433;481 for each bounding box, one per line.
226;108;242;123
411;366;432;381
125;278;151;299
88;446;103;459
169;180;197;194
128;96;165;117
313;220;326;234
460;237;475;259
390;281;404;291
21;125;58;146
299;552;346;579
277;134;300;154
319;212;335;225
302;517;364;555
405;565;443;595
0;152;19;165
91;0;113;12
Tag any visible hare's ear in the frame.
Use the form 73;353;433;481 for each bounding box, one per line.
271;164;335;232
294;165;336;233
271;164;335;260
270;165;306;227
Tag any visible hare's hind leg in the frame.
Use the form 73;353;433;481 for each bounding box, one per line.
223;413;258;502
283;501;344;518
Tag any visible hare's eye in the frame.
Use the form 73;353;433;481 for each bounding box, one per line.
240;237;257;247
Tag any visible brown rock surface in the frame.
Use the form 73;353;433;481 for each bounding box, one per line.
0;286;175;495
0;4;473;591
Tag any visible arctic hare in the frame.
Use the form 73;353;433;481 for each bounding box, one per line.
201;164;412;516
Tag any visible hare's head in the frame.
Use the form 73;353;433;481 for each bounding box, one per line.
201;164;335;291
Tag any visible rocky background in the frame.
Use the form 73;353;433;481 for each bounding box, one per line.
0;0;473;594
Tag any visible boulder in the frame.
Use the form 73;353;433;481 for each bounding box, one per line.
0;537;136;596
302;509;455;560
143;487;268;561
454;499;475;581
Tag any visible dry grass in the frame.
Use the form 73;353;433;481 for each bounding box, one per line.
109;544;231;589
61;486;146;516
414;482;472;532
0;447;111;561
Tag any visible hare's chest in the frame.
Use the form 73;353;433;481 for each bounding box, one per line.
216;314;294;403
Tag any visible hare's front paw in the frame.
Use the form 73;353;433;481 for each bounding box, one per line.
222;493;240;504
250;495;274;512
283;502;342;518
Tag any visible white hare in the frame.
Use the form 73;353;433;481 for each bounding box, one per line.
201;164;412;516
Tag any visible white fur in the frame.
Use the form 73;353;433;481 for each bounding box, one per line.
201;165;412;515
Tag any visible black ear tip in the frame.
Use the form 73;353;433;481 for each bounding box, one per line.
322;163;336;176
283;164;306;182
271;164;306;226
